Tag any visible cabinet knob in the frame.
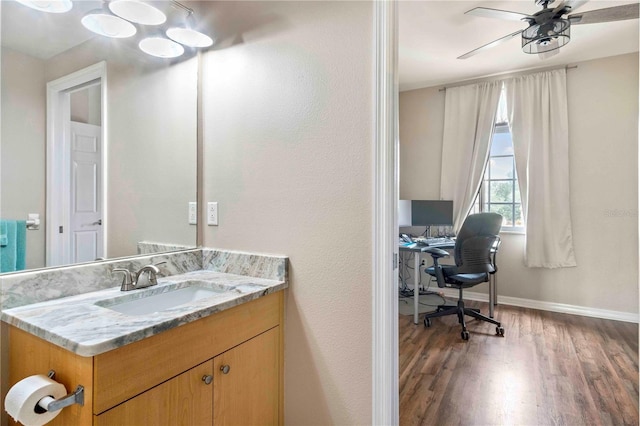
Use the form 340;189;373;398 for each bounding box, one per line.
220;365;231;374
202;375;213;385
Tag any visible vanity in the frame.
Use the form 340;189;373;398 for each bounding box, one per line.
1;249;288;425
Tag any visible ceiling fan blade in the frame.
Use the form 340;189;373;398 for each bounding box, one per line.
457;30;523;60
569;3;639;24
465;7;530;21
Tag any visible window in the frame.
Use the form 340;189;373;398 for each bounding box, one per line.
470;92;524;232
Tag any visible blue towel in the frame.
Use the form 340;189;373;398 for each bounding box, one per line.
0;220;7;247
16;220;26;271
0;220;27;272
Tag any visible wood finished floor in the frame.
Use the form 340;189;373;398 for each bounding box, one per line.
399;300;639;426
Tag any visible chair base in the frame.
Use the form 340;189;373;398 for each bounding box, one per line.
424;298;505;340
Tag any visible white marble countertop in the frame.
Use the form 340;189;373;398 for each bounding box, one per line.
1;270;287;357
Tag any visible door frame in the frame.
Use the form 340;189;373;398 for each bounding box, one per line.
372;1;399;425
46;61;107;266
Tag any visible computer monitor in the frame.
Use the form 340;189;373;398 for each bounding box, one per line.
411;200;453;226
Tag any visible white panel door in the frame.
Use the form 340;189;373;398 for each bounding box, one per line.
70;121;103;263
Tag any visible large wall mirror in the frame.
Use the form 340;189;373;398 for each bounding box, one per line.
1;0;199;274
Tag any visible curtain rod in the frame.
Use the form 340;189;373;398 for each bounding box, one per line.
438;65;578;92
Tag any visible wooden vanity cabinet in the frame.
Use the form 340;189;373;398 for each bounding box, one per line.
8;291;284;426
95;328;280;426
213;327;279;425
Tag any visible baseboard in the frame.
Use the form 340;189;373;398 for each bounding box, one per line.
437;287;639;324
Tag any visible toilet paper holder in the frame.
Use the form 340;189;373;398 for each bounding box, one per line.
37;370;84;413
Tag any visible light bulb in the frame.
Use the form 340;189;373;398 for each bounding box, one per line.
166;27;214;48
15;0;72;13
139;37;184;58
109;0;166;26
82;10;137;38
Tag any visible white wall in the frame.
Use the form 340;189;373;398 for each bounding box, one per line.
399;53;639;316
399;85;445;201
0;48;46;269
200;1;373;423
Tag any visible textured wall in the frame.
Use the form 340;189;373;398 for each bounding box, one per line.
200;1;374;423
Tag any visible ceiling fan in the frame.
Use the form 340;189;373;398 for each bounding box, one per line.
458;0;640;59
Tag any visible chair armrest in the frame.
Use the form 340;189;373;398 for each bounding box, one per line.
424;247;449;258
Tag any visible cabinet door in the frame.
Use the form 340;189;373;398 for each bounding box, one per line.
214;327;279;425
95;360;214;426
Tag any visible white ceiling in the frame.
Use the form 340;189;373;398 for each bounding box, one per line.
399;0;640;91
2;0;101;60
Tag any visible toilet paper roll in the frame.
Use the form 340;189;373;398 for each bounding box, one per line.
5;374;66;426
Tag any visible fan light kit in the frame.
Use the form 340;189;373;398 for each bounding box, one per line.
15;0;214;59
459;0;639;60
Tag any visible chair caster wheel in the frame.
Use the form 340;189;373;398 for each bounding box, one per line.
461;330;469;340
496;326;505;336
424;318;431;328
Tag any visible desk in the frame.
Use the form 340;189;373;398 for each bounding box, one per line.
399;240;498;324
399;241;454;325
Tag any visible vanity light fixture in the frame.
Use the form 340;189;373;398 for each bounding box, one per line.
166;8;213;48
166;26;213;48
22;0;214;59
82;5;137;39
108;0;167;26
139;37;184;58
15;0;72;13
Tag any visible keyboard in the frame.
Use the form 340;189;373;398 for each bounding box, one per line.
417;237;454;246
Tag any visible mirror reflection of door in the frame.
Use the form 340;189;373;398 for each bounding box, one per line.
68;85;103;264
47;63;106;267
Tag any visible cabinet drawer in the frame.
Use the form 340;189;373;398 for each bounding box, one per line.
93;292;282;414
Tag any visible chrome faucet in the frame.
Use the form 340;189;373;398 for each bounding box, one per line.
112;268;135;291
135;264;162;288
113;262;167;291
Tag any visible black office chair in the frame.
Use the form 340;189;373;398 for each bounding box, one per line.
423;212;505;340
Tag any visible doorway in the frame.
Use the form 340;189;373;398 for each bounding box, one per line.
46;62;107;266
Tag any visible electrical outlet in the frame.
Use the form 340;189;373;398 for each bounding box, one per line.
207;202;218;226
188;202;197;225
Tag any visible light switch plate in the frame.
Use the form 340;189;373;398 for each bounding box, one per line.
207;202;218;226
188;202;197;225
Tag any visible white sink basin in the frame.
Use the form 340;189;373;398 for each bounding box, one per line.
97;281;231;316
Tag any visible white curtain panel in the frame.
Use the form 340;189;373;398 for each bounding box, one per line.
440;81;502;232
505;69;577;268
